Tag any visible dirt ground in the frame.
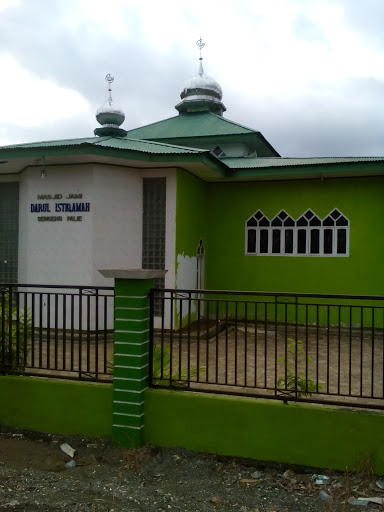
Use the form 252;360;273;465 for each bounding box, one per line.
0;427;383;512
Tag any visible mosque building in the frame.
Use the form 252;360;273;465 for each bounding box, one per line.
1;40;384;301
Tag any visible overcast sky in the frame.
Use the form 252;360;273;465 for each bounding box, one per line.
1;0;384;157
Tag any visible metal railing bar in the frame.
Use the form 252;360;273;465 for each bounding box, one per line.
153;288;384;302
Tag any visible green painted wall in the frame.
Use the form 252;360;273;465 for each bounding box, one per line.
175;169;208;266
175;170;208;326
205;177;384;296
0;376;112;438
144;388;384;474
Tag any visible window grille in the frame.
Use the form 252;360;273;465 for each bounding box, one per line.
246;210;270;255
245;208;349;257
322;209;349;255
271;210;295;255
0;182;19;283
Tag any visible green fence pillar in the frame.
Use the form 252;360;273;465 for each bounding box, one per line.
99;269;167;447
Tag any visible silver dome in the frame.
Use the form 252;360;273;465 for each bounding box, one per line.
181;61;223;99
94;74;127;137
96;102;125;128
176;60;226;116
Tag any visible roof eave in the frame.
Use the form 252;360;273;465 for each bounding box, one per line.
0;141;228;178
228;161;384;181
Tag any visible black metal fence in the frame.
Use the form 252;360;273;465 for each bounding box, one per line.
149;288;384;410
0;284;114;382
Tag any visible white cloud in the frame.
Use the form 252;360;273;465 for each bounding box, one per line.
0;55;91;129
0;0;383;155
0;0;19;12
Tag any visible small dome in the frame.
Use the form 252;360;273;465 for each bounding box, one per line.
94;74;127;137
96;102;125;128
181;61;223;99
175;60;226;116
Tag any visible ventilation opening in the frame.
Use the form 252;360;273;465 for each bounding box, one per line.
212;146;226;157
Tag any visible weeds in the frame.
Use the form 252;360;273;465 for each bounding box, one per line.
324;457;376;511
108;344;204;386
277;338;320;397
119;445;150;470
151;344;202;386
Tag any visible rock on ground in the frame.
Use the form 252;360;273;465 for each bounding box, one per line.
0;427;380;511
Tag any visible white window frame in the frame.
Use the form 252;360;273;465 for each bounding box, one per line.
296;210;323;256
322;209;350;256
270;210;296;255
245;208;350;257
245;210;271;255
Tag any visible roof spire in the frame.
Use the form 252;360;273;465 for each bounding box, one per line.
94;74;127;137
106;73;114;104
175;38;226;116
197;37;205;75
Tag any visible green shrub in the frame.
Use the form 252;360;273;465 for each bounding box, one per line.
0;292;32;373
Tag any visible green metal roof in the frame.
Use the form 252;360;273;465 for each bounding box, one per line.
1;136;206;155
221;156;384;169
125;112;280;157
2;133;384;183
0;134;230;180
125;112;256;139
218;156;384;181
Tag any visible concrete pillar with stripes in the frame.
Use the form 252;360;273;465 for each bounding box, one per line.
99;269;166;447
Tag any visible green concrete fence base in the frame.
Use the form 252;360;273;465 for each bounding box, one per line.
144;388;384;474
0;375;112;438
99;269;167;448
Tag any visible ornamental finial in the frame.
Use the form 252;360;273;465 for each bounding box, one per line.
196;37;205;61
105;74;114;105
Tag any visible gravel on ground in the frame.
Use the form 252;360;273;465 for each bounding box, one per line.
0;427;381;512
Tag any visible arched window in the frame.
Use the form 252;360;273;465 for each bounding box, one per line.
322;209;349;255
296;210;322;255
197;239;205;256
245;208;349;257
271;210;295;254
246;210;270;254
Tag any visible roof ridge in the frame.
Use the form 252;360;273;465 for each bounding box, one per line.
122;136;206;153
1;136;106;149
0;136;210;156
